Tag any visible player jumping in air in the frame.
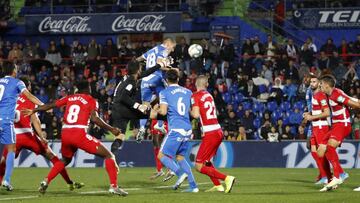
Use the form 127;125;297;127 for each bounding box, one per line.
318;75;359;191
303;74;332;185
0;77;84;191
23;81;127;196
151;69;199;192
136;38;176;141
190;75;235;193
0;63;44;191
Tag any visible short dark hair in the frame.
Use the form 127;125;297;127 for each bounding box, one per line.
309;73;318;79
127;61;140;75
76;80;90;92
166;69;179;84
2;62;16;76
320;74;336;87
19;76;30;88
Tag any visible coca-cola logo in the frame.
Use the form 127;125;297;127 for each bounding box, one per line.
38;16;91;33
112;15;166;32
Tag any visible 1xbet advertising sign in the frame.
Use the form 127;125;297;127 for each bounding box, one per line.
293;8;360;29
9;141;360;168
25;12;182;34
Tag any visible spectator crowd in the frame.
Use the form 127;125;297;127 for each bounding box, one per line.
1;33;360;142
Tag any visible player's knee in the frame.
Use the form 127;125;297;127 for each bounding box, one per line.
157;152;164;160
6;144;16;152
310;145;317;153
176;155;184;161
195;163;203;172
328;139;339;148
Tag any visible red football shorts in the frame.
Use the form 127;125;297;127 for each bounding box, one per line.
61;128;101;158
327;123;352;143
2;133;47;158
196;129;223;164
310;125;330;146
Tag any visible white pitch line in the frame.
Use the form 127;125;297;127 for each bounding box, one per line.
0;182;212;201
80;182;212;194
0;195;38;201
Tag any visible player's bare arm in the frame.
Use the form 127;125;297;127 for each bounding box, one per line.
22;89;44;106
22;102;56;116
136;55;145;62
303;108;330;121
345;97;360;109
30;113;47;143
190;106;200;119
90;110;120;136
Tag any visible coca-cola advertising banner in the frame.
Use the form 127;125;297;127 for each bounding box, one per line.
25;12;181;34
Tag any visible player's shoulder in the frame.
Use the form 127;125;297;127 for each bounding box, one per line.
314;91;327;98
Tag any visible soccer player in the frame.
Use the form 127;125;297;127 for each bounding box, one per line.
0;63;44;191
190;75;235;193
136;38;176;140
303;74;332;185
149;120;167;179
111;59;170;153
151;69;199;192
0;76;83;191
23;81;127;196
318;75;360;191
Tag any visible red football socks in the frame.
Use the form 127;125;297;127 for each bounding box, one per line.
325;145;342;179
153;147;163;172
0;161;5;182
47;160;65;184
50;157;72;184
200;165;227;182
105;158;118;187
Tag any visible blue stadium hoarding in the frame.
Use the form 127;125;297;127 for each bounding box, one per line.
10;141;360;169
293;8;360;29
25;12;182;34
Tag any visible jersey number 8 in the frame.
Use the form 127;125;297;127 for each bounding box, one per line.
67;105;81;123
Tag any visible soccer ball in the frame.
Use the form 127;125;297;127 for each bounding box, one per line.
188;44;203;58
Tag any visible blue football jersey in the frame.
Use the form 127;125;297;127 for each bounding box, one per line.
159;85;192;132
0;76;26;119
305;87;312;112
143;45;168;74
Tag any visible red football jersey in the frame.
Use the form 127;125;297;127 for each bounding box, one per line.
14;94;35;130
311;91;330;127
191;90;221;133
55;94;98;126
328;88;351;123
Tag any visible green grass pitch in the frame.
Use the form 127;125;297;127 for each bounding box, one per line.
1;168;360;202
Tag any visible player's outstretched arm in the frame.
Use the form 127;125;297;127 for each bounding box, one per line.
22;102;56;116
136;56;145;62
346;97;360;109
90;110;120;136
22;89;44;106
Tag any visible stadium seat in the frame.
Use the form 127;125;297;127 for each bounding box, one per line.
280;101;291;112
258;85;267;94
229;84;238;95
233;93;244;103
252;102;265;113
242;102;252;110
294;101;305;110
222;92;232;104
253;118;262;129
266;101;278;112
271;110;282;122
